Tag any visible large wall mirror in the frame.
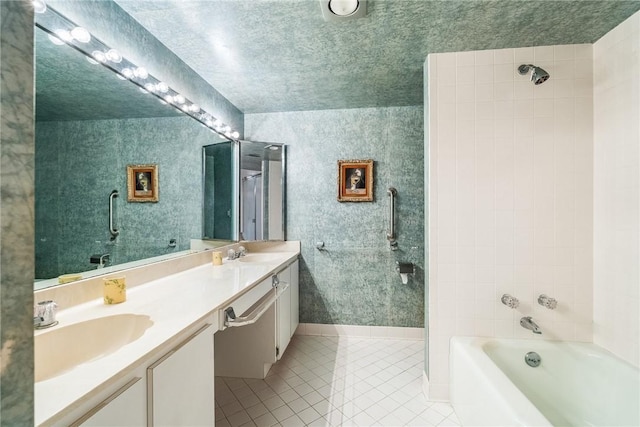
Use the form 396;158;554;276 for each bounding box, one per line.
34;7;285;290
203;141;285;242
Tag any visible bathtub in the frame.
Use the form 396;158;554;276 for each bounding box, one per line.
450;337;640;426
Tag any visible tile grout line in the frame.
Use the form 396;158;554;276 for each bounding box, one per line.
215;335;458;427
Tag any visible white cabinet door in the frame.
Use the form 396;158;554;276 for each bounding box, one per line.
289;259;299;338
276;268;291;360
147;323;214;427
77;377;145;427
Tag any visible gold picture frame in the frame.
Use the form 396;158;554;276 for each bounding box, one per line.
337;159;374;202
127;164;158;202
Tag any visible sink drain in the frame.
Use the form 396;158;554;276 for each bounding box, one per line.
525;351;541;367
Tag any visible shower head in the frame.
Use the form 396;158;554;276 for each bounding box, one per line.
518;64;550;85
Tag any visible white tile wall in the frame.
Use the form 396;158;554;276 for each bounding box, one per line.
593;11;640;368
427;44;594;400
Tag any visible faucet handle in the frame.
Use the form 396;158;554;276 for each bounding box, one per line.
501;294;520;309
538;294;557;310
237;246;246;256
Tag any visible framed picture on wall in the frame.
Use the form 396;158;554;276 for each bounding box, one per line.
127;164;159;202
337;159;374;202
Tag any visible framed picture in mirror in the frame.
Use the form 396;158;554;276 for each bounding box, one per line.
127;164;159;202
337;159;373;202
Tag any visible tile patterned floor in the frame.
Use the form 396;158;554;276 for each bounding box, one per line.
215;335;460;427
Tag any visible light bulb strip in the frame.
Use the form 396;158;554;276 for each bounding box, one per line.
34;2;241;141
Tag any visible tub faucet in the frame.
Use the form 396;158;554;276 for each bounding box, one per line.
520;316;542;335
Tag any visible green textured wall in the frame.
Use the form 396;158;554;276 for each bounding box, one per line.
247;106;425;327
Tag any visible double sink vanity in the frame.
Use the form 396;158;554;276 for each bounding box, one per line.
34;241;300;426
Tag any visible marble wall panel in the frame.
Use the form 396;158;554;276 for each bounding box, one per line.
0;1;35;424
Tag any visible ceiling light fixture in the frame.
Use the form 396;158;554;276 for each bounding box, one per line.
70;27;91;43
32;0;47;14
34;3;242;141
330;0;358;16
320;0;366;21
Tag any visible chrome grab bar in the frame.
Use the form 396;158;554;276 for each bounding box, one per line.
387;187;398;250
109;190;119;240
224;282;289;328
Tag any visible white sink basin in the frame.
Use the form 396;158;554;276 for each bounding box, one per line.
238;253;286;263
35;314;153;382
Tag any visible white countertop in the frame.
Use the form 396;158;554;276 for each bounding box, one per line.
34;246;299;426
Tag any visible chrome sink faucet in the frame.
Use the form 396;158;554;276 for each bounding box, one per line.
227;246;247;260
520;316;542;335
34;300;58;329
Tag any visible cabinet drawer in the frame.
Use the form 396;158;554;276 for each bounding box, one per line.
218;275;273;330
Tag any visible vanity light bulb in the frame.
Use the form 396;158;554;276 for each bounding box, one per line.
164;95;174;104
180;104;190;112
189;104;200;113
156;82;169;93
32;0;47;14
121;68;134;79
70;27;91;43
134;67;148;79
231;131;240;139
47;34;65;45
92;51;107;63
54;29;73;43
174;94;185;104
105;49;122;63
144;83;156;92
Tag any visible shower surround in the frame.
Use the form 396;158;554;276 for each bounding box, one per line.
426;44;595;399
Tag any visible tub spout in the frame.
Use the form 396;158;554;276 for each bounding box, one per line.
520;316;542;334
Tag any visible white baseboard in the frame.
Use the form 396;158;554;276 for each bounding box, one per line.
422;371;450;402
295;323;424;340
422;371;430;399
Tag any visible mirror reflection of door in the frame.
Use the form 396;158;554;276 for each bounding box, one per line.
242;173;263;240
238;141;285;241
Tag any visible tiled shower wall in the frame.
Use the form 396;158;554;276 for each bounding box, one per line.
245;107;425;328
593;11;640;368
426;44;594;399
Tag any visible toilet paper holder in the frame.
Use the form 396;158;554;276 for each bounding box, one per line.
396;262;415;284
396;262;415;274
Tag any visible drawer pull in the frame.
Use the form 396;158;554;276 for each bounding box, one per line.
225;283;289;328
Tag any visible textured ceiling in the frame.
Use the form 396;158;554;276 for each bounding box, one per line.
113;0;640;114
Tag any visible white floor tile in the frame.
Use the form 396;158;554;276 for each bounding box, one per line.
216;335;456;427
228;410;252;427
271;404;295;422
246;402;270;420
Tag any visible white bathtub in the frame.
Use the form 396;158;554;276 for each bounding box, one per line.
450;337;640;426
